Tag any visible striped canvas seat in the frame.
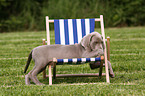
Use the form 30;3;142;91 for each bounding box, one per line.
53;18;100;64
56;57;102;64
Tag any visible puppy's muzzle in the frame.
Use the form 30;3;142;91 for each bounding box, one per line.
97;49;104;57
90;49;104;69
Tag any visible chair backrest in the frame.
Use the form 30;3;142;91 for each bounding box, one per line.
54;19;95;45
45;15;110;83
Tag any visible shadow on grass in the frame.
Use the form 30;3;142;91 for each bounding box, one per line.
39;77;106;85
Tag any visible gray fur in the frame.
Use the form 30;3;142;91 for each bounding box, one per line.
24;32;114;85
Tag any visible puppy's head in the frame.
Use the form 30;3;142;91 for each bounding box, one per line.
80;32;105;53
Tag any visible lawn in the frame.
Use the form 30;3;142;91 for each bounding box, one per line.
0;27;145;95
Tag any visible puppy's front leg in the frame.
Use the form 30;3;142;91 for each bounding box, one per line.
108;61;115;78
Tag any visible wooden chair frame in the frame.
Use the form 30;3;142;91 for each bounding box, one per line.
43;15;110;85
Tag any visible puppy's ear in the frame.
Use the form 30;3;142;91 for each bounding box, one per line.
80;34;93;52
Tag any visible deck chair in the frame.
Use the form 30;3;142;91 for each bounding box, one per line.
43;15;110;85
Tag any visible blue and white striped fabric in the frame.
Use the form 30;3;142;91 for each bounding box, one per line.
54;19;95;45
57;57;101;64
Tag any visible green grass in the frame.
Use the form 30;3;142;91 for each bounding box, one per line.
0;27;145;95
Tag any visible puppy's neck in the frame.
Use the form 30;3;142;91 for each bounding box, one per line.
76;43;86;52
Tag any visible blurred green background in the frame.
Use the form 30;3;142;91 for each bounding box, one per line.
0;0;145;32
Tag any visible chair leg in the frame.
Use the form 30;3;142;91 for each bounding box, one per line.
107;37;110;61
53;63;56;79
100;15;110;83
99;60;103;77
43;70;46;79
49;65;52;85
107;37;115;78
42;39;46;79
105;58;110;83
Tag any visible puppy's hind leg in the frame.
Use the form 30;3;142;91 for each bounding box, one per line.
25;69;35;85
25;73;31;85
29;63;47;85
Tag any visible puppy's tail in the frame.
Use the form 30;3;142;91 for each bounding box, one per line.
24;50;33;73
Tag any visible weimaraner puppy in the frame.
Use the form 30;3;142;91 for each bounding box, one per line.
24;32;114;85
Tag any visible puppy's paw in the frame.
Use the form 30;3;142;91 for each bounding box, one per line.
89;61;100;69
109;73;115;78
